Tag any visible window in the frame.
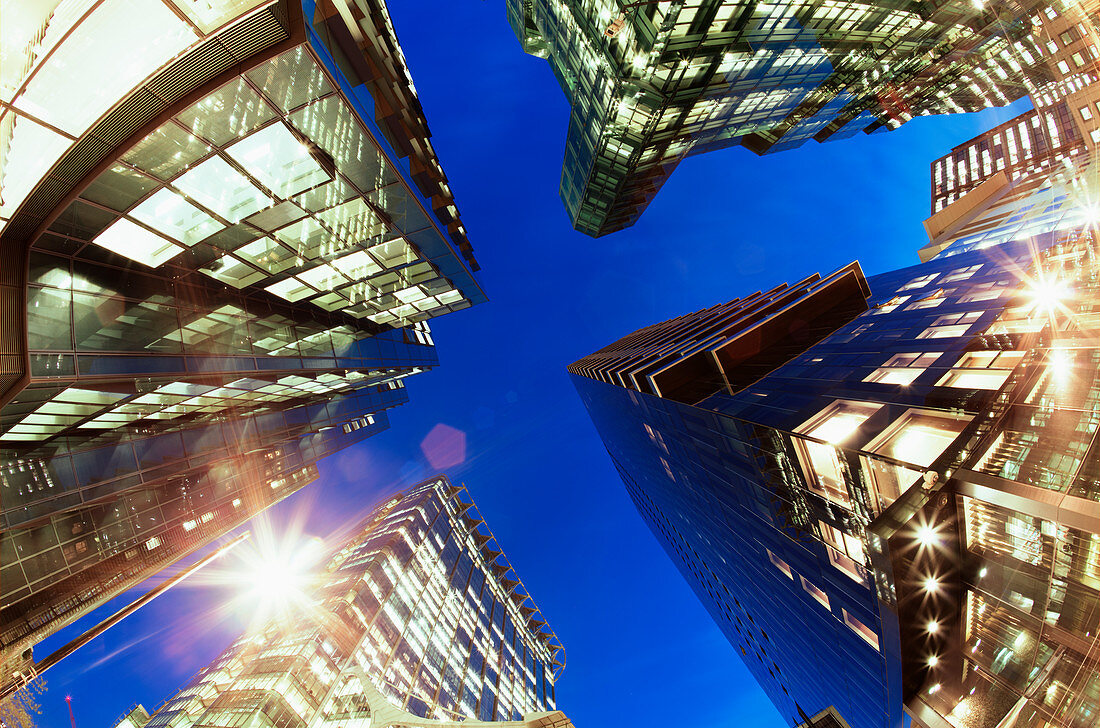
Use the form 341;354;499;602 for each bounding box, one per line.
935;350;1025;390
1081;106;1094;122
864;352;940;386
820;521;868;583
899;273;939;291
800;576;830;609
767;549;794;580
941;264;982;284
793;401;882;508
843;609;880;650
958;282;1007;303
861;409;972;509
918;311;982;340
873;295;910;314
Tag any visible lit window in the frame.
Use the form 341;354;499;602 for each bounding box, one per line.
91;218;184;267
905;295;946;311
234;237;296;274
130;188;224;246
935;351;1024;390
800;576;830;609
200;255;266;288
843;609;880;650
862;409;972;509
767;549;794;579
864;352;940;386
224;122;331;198
793;401;882;508
940;265;982;284
174;155;273;223
917;312;981;339
265;276;315;302
899;273;939;291
1082;106;1094;121
874;295;910;314
12;0;196;137
820;521;868;583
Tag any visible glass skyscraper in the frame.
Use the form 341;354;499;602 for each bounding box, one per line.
570;134;1098;724
930;0;1099;214
506;0;1061;237
1;0;484;672
114;476;570;728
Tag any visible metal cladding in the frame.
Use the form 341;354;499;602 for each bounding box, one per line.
0;0;482;666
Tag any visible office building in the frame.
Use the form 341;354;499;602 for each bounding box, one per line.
0;0;484;671
117;476;570;728
570;156;1098;725
931;0;1099;212
507;0;1053;237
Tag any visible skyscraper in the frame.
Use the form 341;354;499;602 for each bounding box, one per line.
507;0;1054;237
569;151;1098;724
931;0;1099;213
115;476;570;728
1;0;484;671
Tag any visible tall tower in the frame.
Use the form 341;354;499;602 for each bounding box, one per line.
930;0;1100;213
118;476;570;728
0;0;484;669
569;153;1098;724
507;0;1057;237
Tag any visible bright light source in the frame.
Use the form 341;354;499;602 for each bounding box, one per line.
927;654;940;668
929;683;941;694
927;620;940;634
979;567;988;578
923;576;940;592
233;530;327;628
1029;277;1068;314
916;524;939;547
1049;349;1072;384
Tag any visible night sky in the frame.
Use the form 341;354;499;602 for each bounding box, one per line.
31;3;1031;727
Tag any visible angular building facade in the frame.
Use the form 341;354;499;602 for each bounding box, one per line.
119;476;569;728
0;0;484;670
931;0;1099;213
507;0;1054;237
570;156;1098;724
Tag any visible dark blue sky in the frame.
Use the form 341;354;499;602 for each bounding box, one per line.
32;3;1031;727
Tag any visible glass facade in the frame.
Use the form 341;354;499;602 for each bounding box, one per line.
507;0;1054;237
121;477;569;728
0;0;486;669
930;0;1099;213
569;142;1097;725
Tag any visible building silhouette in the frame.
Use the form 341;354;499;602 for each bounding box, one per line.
0;0;483;671
114;476;570;728
570;145;1098;725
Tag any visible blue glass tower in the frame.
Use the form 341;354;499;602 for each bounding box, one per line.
571;161;1099;727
